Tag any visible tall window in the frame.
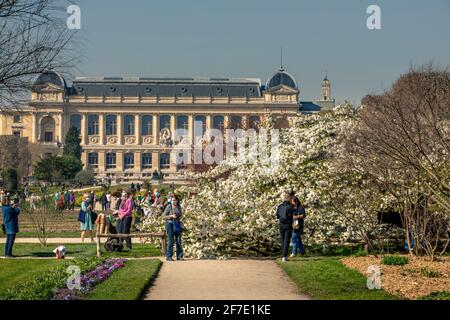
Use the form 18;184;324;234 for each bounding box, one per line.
194;115;206;136
124;153;134;169
213;115;225;133
159;114;171;132
106;153;116;169
176;115;189;130
160;153;170;169
141;115;153;135
88;152;98;168
105;115;117;135
230;115;242;130
142;153;152;169
70;114;82;133
88;114;99;135
249;116;261;130
13;115;21;123
124;115;135;135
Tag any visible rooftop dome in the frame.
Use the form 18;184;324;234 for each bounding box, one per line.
33;71;66;89
266;67;297;90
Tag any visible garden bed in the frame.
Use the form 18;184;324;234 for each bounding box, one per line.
341;255;450;300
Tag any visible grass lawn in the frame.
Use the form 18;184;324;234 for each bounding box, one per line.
88;259;162;300
278;257;401;300
0;259;66;296
0;231;81;238
9;243;161;258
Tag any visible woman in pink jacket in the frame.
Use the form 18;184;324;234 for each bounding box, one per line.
117;192;134;250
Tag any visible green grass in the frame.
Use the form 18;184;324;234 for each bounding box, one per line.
278;257;401;300
0;231;81;238
87;259;162;300
9;243;161;258
0;259;66;296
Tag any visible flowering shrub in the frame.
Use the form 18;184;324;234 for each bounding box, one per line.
52;258;127;300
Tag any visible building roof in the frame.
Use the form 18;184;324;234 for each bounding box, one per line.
68;77;262;98
266;68;297;90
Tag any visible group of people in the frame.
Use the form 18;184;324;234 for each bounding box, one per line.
276;193;306;262
53;190;76;210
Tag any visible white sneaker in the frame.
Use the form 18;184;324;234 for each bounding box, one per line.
289;254;296;258
282;257;288;262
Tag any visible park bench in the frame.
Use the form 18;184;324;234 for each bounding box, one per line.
95;232;167;257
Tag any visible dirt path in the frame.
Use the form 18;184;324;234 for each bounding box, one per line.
145;259;309;300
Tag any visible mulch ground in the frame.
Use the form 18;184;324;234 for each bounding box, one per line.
341;255;450;300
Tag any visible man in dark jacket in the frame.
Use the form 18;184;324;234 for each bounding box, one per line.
276;194;293;262
2;199;20;258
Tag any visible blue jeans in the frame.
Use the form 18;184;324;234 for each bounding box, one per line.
165;221;183;259
291;232;305;255
4;233;16;256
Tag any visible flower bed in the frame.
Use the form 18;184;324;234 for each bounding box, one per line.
53;258;127;300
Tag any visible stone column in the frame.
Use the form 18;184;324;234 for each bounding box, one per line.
98;151;106;173
153;115;159;145
152;152;160;170
242;115;249;130
81;151;88;169
170;113;176;140
31;113;37;143
81;113;88;145
135;114;141;145
99;113;105;145
188;114;194;144
117;114;123;145
135;151;142;175
116;151;123;172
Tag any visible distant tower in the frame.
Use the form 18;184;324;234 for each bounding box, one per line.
321;74;331;101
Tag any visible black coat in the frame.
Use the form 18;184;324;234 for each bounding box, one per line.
276;201;293;225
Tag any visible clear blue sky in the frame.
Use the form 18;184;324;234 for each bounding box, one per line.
73;0;450;104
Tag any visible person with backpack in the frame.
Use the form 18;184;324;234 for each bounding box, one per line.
276;193;294;262
163;195;183;261
290;196;306;257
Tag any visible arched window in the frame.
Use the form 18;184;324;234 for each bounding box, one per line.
194;115;206;136
88;114;99;135
124;153;134;169
160;153;170;169
141;115;153;135
159;114;171;132
88;152;98;168
106;153;116;169
41;116;55;142
69;114;81;133
274;116;289;129
213;115;225;133
142;153;152;169
105;115;117;135
124;115;135;135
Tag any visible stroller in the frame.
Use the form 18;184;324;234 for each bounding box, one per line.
104;215;123;252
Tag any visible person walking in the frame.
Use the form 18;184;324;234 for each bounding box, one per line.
69;192;75;211
2;198;20;258
64;190;70;210
163;195;183;261
117;192;133;250
290;196;306;257
276;193;294;262
100;192;108;211
80;193;94;243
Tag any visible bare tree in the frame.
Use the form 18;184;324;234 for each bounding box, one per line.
345;65;450;260
0;0;78;110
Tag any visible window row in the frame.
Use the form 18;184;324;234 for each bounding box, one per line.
70;114;261;136
87;152;170;170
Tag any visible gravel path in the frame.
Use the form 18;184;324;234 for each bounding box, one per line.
145;259;309;300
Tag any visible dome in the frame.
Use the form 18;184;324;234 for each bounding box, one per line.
33;71;66;89
266;68;297;89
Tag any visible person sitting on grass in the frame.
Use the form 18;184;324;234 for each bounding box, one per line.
2;198;20;258
80;193;95;243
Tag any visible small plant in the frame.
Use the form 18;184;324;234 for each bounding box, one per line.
354;249;368;257
382;255;409;266
420;267;441;278
420;291;450;300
